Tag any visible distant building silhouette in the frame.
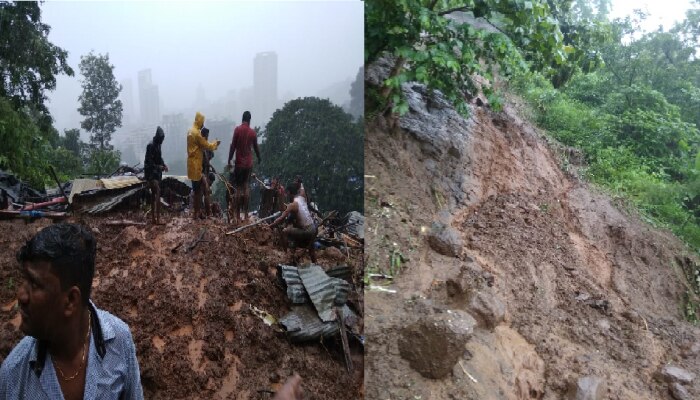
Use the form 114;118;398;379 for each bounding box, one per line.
119;79;135;127
138;69;161;126
253;51;278;125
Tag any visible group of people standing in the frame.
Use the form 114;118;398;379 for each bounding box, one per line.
143;110;260;225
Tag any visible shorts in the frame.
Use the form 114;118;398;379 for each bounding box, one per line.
284;225;318;248
231;167;251;188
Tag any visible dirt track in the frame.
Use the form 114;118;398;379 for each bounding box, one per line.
364;82;700;399
0;214;363;399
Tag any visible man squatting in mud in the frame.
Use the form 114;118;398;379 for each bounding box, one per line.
269;182;319;263
0;223;143;400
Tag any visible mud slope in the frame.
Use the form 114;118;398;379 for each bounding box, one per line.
365;68;700;399
0;215;363;399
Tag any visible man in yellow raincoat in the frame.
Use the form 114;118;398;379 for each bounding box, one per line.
187;112;220;220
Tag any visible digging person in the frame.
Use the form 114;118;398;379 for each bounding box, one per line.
227;111;261;225
187;112;220;220
269;183;318;263
144;126;168;225
0;223;143;399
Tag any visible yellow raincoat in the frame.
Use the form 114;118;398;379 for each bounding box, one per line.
187;112;219;181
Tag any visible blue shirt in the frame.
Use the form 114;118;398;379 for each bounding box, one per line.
0;304;143;400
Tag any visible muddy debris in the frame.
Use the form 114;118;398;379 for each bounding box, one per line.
669;382;692;400
428;221;463;258
398;310;476;379
467;289;506;330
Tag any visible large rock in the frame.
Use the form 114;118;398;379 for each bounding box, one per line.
568;376;606;400
669;382;692;400
660;365;695;384
428;221;463;257
398;310;476;379
468;290;506;329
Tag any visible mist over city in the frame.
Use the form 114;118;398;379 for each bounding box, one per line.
40;1;363;173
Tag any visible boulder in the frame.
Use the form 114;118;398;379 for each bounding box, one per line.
568;376;606;400
468;290;506;329
428;221;463;257
669;382;691;400
398;310;476;379
660;365;695;384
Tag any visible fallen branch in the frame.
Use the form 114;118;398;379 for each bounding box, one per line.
336;307;353;373
104;220;147;226
226;211;280;235
186;228;207;253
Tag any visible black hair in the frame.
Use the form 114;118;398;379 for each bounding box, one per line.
242;111;251;123
286;183;298;197
201;127;209;138
17;223;96;305
155;126;165;144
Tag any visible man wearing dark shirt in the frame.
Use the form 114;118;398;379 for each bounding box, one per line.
227;111;261;225
144;127;168;225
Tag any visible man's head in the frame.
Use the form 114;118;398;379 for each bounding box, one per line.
154;126;165;144
201;127;210;139
286;183;299;198
16;224;96;339
242;111;251;123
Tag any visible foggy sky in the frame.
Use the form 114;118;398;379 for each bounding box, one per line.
610;0;693;31
40;1;363;135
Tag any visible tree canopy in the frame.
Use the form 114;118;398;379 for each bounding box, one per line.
257;97;363;215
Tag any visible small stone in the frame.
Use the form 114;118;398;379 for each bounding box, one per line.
568;376;605;400
660;365;695;384
681;341;700;359
669;382;691;400
398;310;476;379
596;319;610;331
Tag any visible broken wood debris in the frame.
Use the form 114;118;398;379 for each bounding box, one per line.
225;211;281;235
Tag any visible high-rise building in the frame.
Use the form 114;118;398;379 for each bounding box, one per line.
119;79;134;127
138;69;161;126
253;51;278;125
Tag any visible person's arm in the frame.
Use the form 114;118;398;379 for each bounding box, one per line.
196;132;219;151
273;374;303;400
144;144;154;169
254;135;261;164
122;328;144;399
270;202;295;228
228;130;237;166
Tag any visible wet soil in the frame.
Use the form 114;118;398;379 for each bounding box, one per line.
0;214;363;399
364;97;700;400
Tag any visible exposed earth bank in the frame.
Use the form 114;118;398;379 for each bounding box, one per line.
364;63;700;400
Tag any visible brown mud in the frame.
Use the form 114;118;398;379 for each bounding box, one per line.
364;90;700;400
0;214;363;399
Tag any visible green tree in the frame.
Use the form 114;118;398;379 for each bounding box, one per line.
0;1;74;186
366;0;571;115
258;97;363;215
78;51;123;151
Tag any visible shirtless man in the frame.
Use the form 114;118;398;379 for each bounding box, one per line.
269;183;317;263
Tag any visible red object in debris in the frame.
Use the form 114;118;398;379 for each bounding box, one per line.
21;196;67;210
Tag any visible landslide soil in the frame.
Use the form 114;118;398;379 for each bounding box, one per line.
364;84;700;399
0;215;363;399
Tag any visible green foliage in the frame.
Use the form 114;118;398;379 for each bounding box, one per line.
348;66;364;119
78;51;123;151
0;1;73;116
85;148;121;178
258;97;363;215
0;1;74;187
366;0;570;115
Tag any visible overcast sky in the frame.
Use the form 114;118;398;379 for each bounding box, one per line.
610;0;694;31
41;0;363;133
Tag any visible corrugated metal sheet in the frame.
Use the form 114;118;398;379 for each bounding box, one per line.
100;176;142;190
277;265;309;304
298;264;350;322
84;186;142;214
68;179;104;203
279;304;339;343
326;265;352;283
346;211;364;239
